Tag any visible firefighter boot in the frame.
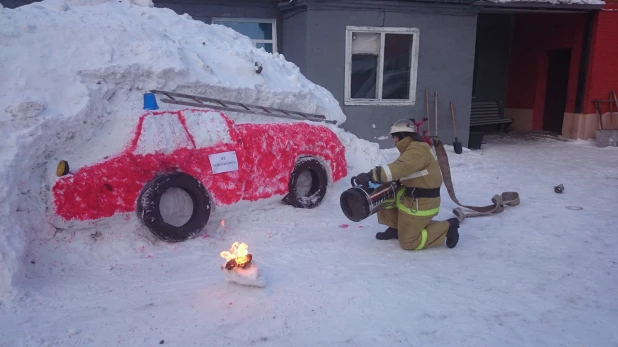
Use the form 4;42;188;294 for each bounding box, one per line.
376;227;398;240
446;218;459;248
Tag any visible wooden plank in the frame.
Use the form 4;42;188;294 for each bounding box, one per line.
472;114;501;117
471;107;499;110
470;120;512;125
472;112;499;117
472;106;499;109
470;117;512;122
159;98;338;125
471;116;511;121
471;116;501;120
150;89;330;123
470;100;512;127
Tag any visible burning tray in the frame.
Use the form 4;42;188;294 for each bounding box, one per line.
220;242;265;288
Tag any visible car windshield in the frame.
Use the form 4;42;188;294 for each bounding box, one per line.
133;112;193;155
181;110;233;148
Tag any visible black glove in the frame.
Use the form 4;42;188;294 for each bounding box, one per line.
355;171;373;186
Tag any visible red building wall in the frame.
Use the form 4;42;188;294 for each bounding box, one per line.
583;4;618;115
504;13;586;130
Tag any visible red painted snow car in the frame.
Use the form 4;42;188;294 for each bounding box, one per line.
52;108;347;241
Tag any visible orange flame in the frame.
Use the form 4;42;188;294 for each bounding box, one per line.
220;242;250;267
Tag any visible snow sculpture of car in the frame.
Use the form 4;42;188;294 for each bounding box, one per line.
52;108;347;242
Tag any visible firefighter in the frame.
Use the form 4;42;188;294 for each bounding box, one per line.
354;119;460;250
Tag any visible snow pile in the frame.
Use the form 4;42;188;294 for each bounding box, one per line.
0;0;349;297
335;129;397;174
223;264;266;288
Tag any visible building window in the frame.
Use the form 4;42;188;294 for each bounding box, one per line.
344;26;420;106
212;18;277;53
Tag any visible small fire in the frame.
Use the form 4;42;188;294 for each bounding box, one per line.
220;242;252;270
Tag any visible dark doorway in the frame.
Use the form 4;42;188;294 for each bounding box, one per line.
542;48;571;133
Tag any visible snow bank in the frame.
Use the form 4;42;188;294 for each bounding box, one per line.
332;128;398;174
0;0;348;298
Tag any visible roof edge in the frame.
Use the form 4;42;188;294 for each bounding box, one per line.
473;0;604;11
279;0;479;14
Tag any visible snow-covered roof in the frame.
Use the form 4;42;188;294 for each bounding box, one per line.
282;0;605;9
485;0;604;5
476;0;605;5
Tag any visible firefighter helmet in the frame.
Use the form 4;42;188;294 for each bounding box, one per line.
389;119;417;135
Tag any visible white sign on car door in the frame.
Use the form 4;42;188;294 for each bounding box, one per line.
209;151;239;174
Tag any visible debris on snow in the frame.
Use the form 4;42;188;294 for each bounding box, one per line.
554;184;565;194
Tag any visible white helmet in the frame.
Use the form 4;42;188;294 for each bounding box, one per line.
390;119;417;135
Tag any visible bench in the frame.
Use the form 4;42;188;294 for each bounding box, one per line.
470;101;513;132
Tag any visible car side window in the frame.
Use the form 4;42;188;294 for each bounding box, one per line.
181;110;234;148
134;112;194;155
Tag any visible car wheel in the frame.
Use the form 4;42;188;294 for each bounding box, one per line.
136;172;211;242
283;157;328;209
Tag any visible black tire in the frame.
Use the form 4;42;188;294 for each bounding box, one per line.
282;157;328;209
136;172;211;242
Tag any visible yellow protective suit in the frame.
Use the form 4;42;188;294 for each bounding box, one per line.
370;136;450;250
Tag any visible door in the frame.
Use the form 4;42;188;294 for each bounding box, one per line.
180;109;248;206
542;49;571;133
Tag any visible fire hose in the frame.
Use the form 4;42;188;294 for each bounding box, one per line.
340;138;520;222
432;138;520;221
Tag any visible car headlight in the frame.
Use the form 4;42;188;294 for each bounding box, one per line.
56;160;70;177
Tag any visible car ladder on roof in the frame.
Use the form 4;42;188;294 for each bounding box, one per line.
148;89;337;125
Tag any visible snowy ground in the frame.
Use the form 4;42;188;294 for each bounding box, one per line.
1;134;617;347
1;1;617;345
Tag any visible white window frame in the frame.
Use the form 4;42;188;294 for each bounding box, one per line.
211;17;278;53
344;26;421;106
